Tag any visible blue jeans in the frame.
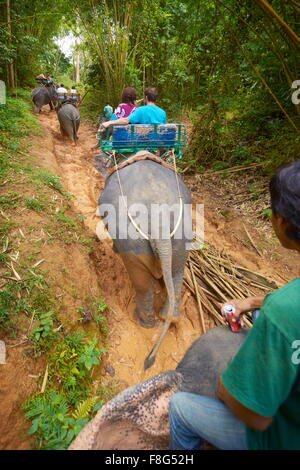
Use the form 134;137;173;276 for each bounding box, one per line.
169;392;248;450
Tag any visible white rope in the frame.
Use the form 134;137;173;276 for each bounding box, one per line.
113;150;183;241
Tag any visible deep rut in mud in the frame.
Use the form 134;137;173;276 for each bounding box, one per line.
35;111;203;390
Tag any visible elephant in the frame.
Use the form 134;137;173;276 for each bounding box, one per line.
94;152;193;368
57;102;80;143
68;325;248;450
31;84;57;113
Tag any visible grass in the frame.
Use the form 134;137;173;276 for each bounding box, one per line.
0;89;41;149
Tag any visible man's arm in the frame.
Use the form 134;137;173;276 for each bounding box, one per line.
221;295;266;319
217;376;273;431
101;117;130;129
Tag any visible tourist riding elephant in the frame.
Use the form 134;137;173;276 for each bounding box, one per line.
69;326;248;450
57;102;80;143
94;153;192;368
31;84;57;113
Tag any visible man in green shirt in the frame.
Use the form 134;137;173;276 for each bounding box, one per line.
169;160;300;450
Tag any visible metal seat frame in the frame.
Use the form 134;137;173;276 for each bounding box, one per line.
96;123;186;163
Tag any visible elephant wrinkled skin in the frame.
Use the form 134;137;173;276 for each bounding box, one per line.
57;103;80;142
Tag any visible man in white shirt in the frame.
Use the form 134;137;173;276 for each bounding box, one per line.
56;84;67;94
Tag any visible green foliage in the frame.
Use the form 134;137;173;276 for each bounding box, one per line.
29;311;57;354
25;197;46;212
262;208;272;219
0;91;40;148
0;289;14;333
54;207;78;229
23;391;92;450
24;330;108;449
49;333;106;404
92;299;108;337
72;396;100;420
95;298;108;313
0;193;22;210
78;336;104;371
0;1;69;85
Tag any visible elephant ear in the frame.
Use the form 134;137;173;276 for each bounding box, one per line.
68;370;182;450
93;154;109;178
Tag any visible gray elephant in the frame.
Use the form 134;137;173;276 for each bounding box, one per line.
69;326;248;450
94;153;192;367
31;84;57;113
57;102;80;143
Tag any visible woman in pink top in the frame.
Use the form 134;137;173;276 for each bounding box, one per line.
112;87;137;120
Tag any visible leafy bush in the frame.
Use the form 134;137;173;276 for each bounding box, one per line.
24;391;97;450
0;90;40;148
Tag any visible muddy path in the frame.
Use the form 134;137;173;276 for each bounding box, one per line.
32;111;203;391
32;110;298;392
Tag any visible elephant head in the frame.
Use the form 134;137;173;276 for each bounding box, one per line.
69;326;248;450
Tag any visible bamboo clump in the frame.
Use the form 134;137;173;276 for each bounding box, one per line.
184;245;281;330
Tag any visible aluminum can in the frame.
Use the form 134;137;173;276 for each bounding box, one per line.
223;304;241;333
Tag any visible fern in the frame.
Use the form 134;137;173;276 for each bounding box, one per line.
72;397;99;420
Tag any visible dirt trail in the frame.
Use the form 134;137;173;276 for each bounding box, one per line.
30;111;299;388
34;111;203;390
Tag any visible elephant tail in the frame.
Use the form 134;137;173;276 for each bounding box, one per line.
144;237;175;370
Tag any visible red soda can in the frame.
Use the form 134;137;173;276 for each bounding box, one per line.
223;304;241;333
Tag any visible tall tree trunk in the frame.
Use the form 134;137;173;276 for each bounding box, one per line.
75;37;80;83
6;0;15;91
255;0;300;48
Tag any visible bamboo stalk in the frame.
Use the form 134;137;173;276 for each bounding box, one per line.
189;261;206;333
41;365;49;394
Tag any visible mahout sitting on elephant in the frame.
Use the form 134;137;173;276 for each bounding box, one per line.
169;160;300;451
71;161;300;450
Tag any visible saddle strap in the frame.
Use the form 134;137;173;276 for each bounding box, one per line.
107;151;176;177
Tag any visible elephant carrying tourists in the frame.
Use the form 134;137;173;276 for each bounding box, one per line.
94;88;190;368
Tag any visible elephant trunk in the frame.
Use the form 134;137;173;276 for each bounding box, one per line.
144;238;175;370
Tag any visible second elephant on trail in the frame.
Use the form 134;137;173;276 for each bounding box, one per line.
57;103;80;143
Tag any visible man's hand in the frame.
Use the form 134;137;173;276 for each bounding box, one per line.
101;121;111;130
221;296;265;321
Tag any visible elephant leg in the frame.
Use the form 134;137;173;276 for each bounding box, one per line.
159;250;188;321
134;277;158;328
120;253;160;329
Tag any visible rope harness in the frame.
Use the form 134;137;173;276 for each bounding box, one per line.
112;150;183;241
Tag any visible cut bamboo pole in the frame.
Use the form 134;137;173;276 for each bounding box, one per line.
189;261;206;333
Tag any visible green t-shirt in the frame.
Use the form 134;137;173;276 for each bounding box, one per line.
222;278;300;450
